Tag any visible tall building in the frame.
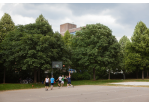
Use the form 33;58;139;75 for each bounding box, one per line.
60;23;84;35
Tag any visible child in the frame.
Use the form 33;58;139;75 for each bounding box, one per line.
66;72;74;88
61;75;66;87
45;75;50;91
50;75;55;90
56;75;62;88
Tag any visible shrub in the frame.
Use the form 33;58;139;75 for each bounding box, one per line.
71;72;91;80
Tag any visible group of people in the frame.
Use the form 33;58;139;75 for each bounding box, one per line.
45;72;73;91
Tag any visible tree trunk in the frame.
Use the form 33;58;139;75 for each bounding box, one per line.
108;69;110;80
136;71;138;79
3;68;5;83
147;70;148;78
34;69;37;83
93;68;96;80
38;69;40;82
142;70;144;80
123;70;125;80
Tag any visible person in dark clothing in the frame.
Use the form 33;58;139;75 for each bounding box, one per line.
45;75;50;91
66;72;74;88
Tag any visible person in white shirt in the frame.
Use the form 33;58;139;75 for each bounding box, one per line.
56;75;62;88
45;75;50;91
61;75;66;87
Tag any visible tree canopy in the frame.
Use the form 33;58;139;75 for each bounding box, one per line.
71;23;120;80
0;13;15;42
125;21;149;79
0;14;71;83
63;30;72;47
118;35;130;79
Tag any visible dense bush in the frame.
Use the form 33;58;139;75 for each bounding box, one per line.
71;72;91;80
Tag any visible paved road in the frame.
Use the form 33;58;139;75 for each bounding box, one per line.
0;85;149;102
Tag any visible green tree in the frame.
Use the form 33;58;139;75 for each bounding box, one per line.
0;13;15;83
126;21;149;79
63;30;73;46
0;13;15;42
35;14;54;36
125;41;141;78
71;23;120;80
1;23;71;83
118;35;130;79
54;31;72;69
36;14;48;23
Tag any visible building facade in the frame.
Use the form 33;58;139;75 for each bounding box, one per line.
60;23;84;36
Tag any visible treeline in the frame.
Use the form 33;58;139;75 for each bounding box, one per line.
0;13;71;83
0;13;149;83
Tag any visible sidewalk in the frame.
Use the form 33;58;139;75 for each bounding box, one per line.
110;82;149;86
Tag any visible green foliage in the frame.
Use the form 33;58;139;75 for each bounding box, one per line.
0;23;70;73
60;30;73;69
35;14;54;36
82;71;91;80
2;13;149;82
0;13;15;65
0;14;73;83
125;21;149;78
36;14;48;23
0;13;15;42
118;35;130;73
24;23;53;36
119;35;130;54
71;23;120;80
63;30;72;47
71;72;90;80
125;42;142;72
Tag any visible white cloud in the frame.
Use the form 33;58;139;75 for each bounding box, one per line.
78;14;116;25
46;4;72;15
0;3;5;18
59;14;118;28
11;15;35;25
116;36;122;41
116;35;132;42
0;3;140;41
60;13;124;32
0;3;35;25
1;0;149;3
58;13;135;41
60;17;73;24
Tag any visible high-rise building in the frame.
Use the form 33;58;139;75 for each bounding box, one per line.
60;23;84;35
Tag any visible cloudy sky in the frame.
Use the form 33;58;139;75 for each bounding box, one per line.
0;1;149;41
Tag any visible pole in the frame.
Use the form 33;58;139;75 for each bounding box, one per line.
52;68;53;76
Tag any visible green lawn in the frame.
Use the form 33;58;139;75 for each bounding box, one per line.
0;79;149;91
0;83;45;91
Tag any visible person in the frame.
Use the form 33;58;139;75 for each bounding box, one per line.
45;75;50;91
56;75;62;88
61;75;66;87
66;72;74;88
50;75;55;90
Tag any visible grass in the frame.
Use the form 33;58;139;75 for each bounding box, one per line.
1;79;149;91
0;83;45;91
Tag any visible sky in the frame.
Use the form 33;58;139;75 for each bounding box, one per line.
0;1;149;41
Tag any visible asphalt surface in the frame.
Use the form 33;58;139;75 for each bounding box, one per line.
0;84;149;102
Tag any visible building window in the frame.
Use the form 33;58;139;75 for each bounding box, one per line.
70;31;76;35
